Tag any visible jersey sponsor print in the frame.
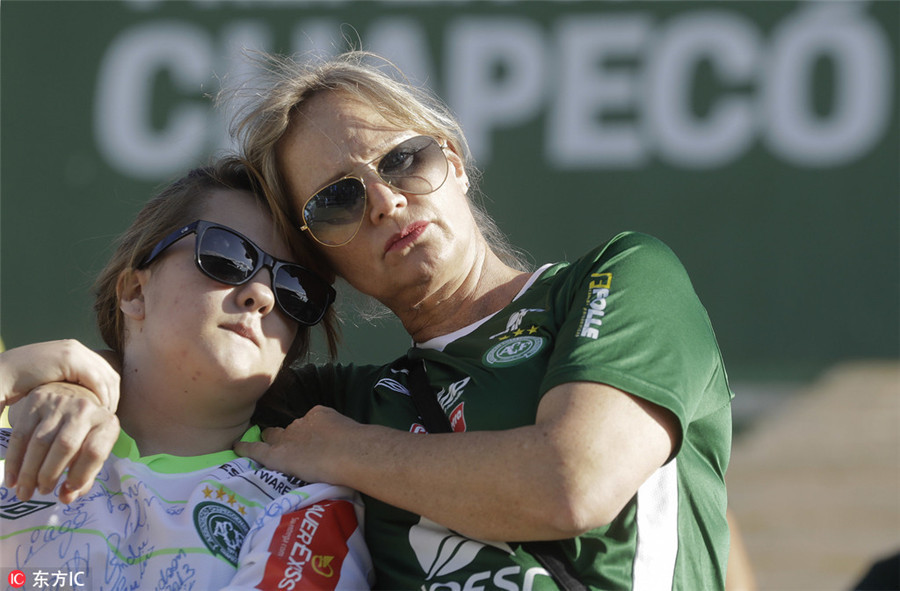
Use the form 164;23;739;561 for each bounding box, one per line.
409;517;552;591
260;500;358;590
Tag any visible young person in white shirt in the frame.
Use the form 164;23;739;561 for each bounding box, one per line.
0;158;372;590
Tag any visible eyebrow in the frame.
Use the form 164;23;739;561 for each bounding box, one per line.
312;134;415;190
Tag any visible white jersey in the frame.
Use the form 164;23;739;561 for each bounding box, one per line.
0;427;373;590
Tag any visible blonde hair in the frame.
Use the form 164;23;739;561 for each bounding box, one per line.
227;50;528;271
93;156;339;368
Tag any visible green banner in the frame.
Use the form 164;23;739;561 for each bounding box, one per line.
2;0;897;378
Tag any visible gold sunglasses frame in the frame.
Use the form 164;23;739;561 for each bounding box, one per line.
299;135;451;247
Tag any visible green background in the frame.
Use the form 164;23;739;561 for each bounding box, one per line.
2;1;898;379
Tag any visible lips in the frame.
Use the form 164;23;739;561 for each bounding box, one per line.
385;221;429;253
222;323;259;346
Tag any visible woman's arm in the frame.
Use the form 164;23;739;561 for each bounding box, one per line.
1;340;121;503
0;340;120;412
5;382;119;503
236;380;678;541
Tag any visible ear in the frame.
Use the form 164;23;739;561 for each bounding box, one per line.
444;142;470;194
117;268;148;321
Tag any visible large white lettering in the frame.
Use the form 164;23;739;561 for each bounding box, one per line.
447;18;545;163
95;22;213;179
420;566;550;591
213;20;273;152
93;6;893;179
647;11;760;167
290;18;340;58
764;3;892;165
492;566;522;591
368;17;434;88
548;14;651;168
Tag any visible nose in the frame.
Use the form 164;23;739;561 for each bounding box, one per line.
365;171;408;225
236;268;276;317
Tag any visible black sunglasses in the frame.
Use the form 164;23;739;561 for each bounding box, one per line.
300;135;450;247
139;220;335;326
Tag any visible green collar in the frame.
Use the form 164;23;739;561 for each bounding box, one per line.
110;425;262;474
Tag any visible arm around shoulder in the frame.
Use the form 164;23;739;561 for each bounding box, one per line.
518;380;680;536
0;340;120;413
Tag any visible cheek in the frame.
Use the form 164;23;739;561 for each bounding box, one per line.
321;247;359;280
143;284;184;320
282;324;299;354
268;315;299;354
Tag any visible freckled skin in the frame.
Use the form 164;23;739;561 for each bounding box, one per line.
116;188;299;456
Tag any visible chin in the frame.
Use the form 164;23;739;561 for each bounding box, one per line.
218;368;277;394
214;353;278;384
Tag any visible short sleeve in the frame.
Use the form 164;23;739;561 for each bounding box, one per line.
540;232;732;442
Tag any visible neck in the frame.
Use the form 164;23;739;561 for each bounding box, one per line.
395;247;531;343
116;355;257;457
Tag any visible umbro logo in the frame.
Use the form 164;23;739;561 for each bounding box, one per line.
0;499;56;520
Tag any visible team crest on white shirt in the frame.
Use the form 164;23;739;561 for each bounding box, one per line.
193;501;249;566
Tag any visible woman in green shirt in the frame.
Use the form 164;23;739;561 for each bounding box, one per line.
2;51;734;590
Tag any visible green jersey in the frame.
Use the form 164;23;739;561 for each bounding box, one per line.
275;232;732;590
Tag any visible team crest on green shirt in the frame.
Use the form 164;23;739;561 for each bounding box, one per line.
483;335;546;367
193;501;249;566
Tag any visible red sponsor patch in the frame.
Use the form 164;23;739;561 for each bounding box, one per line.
450;402;467;432
410;423;428;434
260;500;357;590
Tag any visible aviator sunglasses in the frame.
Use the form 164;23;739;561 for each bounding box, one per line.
139;220;335;326
301;135;450;247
